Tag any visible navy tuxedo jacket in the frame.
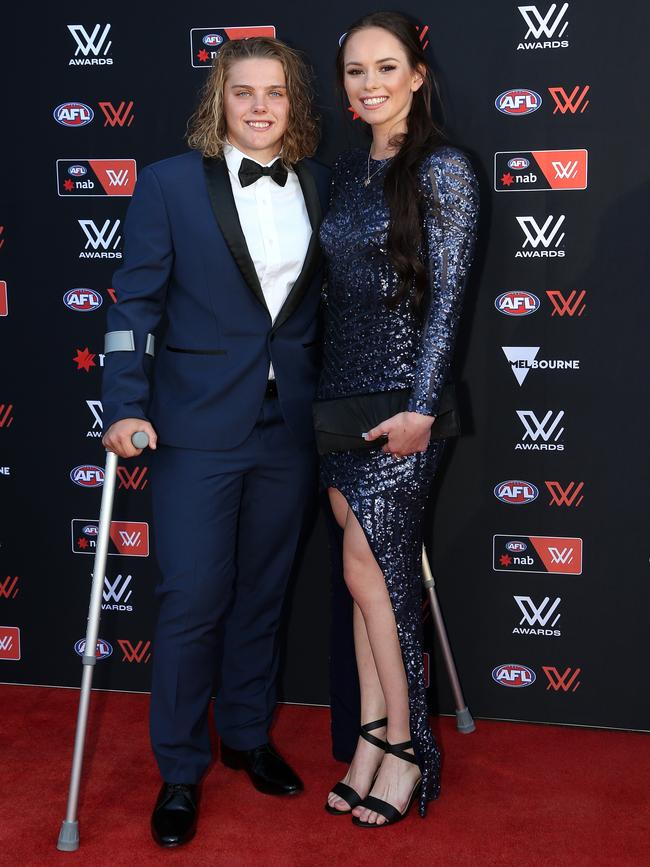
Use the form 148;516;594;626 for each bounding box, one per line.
102;150;331;450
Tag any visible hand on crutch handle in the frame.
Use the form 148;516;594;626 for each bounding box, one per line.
102;418;156;457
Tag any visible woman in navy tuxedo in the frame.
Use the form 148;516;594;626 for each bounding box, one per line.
101;37;329;848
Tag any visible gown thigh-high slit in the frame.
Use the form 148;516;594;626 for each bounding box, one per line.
317;146;479;816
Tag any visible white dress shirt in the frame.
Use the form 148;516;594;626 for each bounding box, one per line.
224;143;312;379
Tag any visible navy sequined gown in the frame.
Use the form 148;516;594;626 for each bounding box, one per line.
318;146;479;815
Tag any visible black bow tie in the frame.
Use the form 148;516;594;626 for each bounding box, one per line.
238;157;288;188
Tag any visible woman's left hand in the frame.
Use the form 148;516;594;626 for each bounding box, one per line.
364;411;435;458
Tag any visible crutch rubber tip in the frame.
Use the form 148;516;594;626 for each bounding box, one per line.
57;820;79;851
455;707;476;734
131;431;149;449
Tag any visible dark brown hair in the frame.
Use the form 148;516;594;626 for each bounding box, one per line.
337;12;445;313
187;37;319;165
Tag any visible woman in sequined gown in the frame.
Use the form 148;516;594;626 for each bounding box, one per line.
318;13;478;825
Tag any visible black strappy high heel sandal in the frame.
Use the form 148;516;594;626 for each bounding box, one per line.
351;739;422;828
324;717;387;815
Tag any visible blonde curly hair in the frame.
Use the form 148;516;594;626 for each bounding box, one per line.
187;37;319;165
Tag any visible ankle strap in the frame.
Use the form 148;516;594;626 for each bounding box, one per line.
360;717;387;750
386;740;418;765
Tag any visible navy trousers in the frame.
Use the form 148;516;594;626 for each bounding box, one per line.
149;395;316;784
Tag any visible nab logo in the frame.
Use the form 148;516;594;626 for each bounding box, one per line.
515;215;566;258
543;666;581;692
0;626;21;660
72;519;150;556
67;23;113;66
494;534;583;575
63;289;103;312
0;576;20;599
118;639;151;663
57;159;136;197
99;101;135;127
548;86;590;114
117;466;149;491
70;465;105;488
53;102;94;127
495;89;542;115
0;404;14;428
495;150;587;192
546;480;584;507
492;664;535;687
74;638;112;659
495;291;540;316
546;289;587;316
516;3;569;50
190;27;277;67
494;480;538;505
78;219;122;259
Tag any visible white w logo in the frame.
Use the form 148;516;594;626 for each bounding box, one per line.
106;169;129;187
517;410;565;442
552;160;578;179
103;574;133;604
79;219;121;250
67;24;112;57
514;595;561;627
518;4;569;39
119;531;142;548
548;546;574;564
516;215;566;248
0;636;13;651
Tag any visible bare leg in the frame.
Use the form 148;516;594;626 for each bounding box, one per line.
327;488;421;824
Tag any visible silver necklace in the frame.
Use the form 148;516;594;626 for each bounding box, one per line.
365;152;392;186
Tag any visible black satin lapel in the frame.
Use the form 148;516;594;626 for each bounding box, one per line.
272;161;323;332
202;157;267;312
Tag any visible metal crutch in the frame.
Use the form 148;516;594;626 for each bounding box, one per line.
422;544;475;734
57;431;149;852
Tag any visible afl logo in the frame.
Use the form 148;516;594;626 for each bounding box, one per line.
53;102;94;127
68;164;87;177
202;33;223;46
75;638;113;660
70;465;105;488
494;480;538;505
495;89;542;116
495;291;540;317
63;289;103;312
506;540;528;552
508;157;530;170
82;524;98;536
492;664;536;688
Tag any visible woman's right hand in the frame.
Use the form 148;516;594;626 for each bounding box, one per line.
102;418;158;458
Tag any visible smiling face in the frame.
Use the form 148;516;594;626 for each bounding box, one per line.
342;27;423;138
223;57;289;163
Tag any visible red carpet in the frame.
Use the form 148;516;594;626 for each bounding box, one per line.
0;685;647;866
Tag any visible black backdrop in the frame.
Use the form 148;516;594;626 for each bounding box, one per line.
1;1;649;732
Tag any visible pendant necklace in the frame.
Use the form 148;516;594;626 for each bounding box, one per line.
365;152;393;187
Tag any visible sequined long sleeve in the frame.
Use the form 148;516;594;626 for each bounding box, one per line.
407;149;479;417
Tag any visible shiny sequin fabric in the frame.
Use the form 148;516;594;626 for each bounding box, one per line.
318;146;479;816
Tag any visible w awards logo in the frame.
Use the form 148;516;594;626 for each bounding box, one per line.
67;23;113;66
516;3;569;50
513;596;562;637
102;574;134;612
0;576;20;600
0;626;21;661
495;150;587;192
118;639;151;664
493;534;583;575
78;219;122;259
515;215;566;258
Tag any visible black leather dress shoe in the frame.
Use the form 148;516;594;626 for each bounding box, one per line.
151;782;198;848
221;742;303;796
